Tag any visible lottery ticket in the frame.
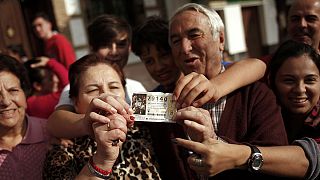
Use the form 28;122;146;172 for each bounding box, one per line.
131;92;177;123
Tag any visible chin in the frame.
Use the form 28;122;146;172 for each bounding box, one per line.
289;108;310;115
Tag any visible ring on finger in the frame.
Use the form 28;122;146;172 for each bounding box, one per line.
194;157;204;167
112;139;119;146
106;122;110;130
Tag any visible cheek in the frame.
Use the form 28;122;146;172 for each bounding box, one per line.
147;66;156;76
118;48;128;55
275;84;290;98
15;94;28;109
97;49;108;57
75;96;92;114
114;89;125;99
310;87;320;103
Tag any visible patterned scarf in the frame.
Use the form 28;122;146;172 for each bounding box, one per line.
304;99;320;143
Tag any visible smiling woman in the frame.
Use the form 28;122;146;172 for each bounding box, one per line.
269;40;320;143
0;54;51;179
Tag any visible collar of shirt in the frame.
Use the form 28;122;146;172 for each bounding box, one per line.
202;64;227;132
21;115;49;145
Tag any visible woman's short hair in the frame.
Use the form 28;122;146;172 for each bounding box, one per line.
69;53;126;99
0;54;31;96
268;40;320;91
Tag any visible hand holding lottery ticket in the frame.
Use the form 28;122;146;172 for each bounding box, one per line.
131;92;177;122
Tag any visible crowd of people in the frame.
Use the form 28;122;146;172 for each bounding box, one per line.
0;0;319;179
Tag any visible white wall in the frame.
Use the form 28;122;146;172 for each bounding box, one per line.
164;0;190;19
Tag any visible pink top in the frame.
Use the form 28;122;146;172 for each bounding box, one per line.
0;116;50;179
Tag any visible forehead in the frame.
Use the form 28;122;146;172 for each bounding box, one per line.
289;0;320;16
33;17;48;25
170;10;210;33
114;31;129;40
279;55;318;73
140;44;167;56
0;71;20;85
81;64;120;82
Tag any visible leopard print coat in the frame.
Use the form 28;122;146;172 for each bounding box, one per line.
43;124;161;179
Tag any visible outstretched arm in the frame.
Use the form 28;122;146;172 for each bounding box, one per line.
173;58;266;108
211;58;266;101
47;93;134;139
174;137;311;178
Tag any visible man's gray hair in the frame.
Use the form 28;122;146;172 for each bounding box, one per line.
169;3;224;40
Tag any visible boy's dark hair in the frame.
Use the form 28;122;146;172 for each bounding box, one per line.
32;12;51;22
87;14;132;52
132;16;171;56
24;59;55;94
6;44;26;57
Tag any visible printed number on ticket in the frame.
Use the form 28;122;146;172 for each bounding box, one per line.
131;92;177;123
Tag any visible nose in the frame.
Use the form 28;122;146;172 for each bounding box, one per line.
109;43;117;55
100;85;110;95
299;18;308;28
0;91;11;107
293;82;307;94
181;38;192;54
154;59;165;72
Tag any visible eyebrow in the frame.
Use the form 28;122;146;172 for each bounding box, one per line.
170;27;204;39
109;81;122;85
116;39;128;44
187;28;203;34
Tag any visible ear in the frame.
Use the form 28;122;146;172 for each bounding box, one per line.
128;43;132;51
48;21;53;30
33;82;42;92
73;98;79;113
218;31;225;52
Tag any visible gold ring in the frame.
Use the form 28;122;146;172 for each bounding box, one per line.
194;157;204;167
112;139;119;146
106;122;110;130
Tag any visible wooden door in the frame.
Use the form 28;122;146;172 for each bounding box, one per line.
0;0;31;58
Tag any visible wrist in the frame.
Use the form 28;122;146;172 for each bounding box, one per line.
81;115;92;136
92;153;115;171
233;144;251;169
87;156;113;179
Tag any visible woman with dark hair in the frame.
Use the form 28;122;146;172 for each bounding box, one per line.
44;54;160;179
174;40;320;179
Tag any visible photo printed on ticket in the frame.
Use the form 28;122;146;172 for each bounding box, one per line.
131;92;177;122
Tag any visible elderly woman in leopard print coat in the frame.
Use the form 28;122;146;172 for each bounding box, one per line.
43;54;161;179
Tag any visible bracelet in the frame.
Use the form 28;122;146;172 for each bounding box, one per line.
87;157;112;179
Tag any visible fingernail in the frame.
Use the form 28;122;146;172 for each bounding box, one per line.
121;109;127;114
181;103;187;108
130;115;135;121
110;107;117;113
184;120;192;126
171;138;178;144
192;102;198;107
128;108;134;114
